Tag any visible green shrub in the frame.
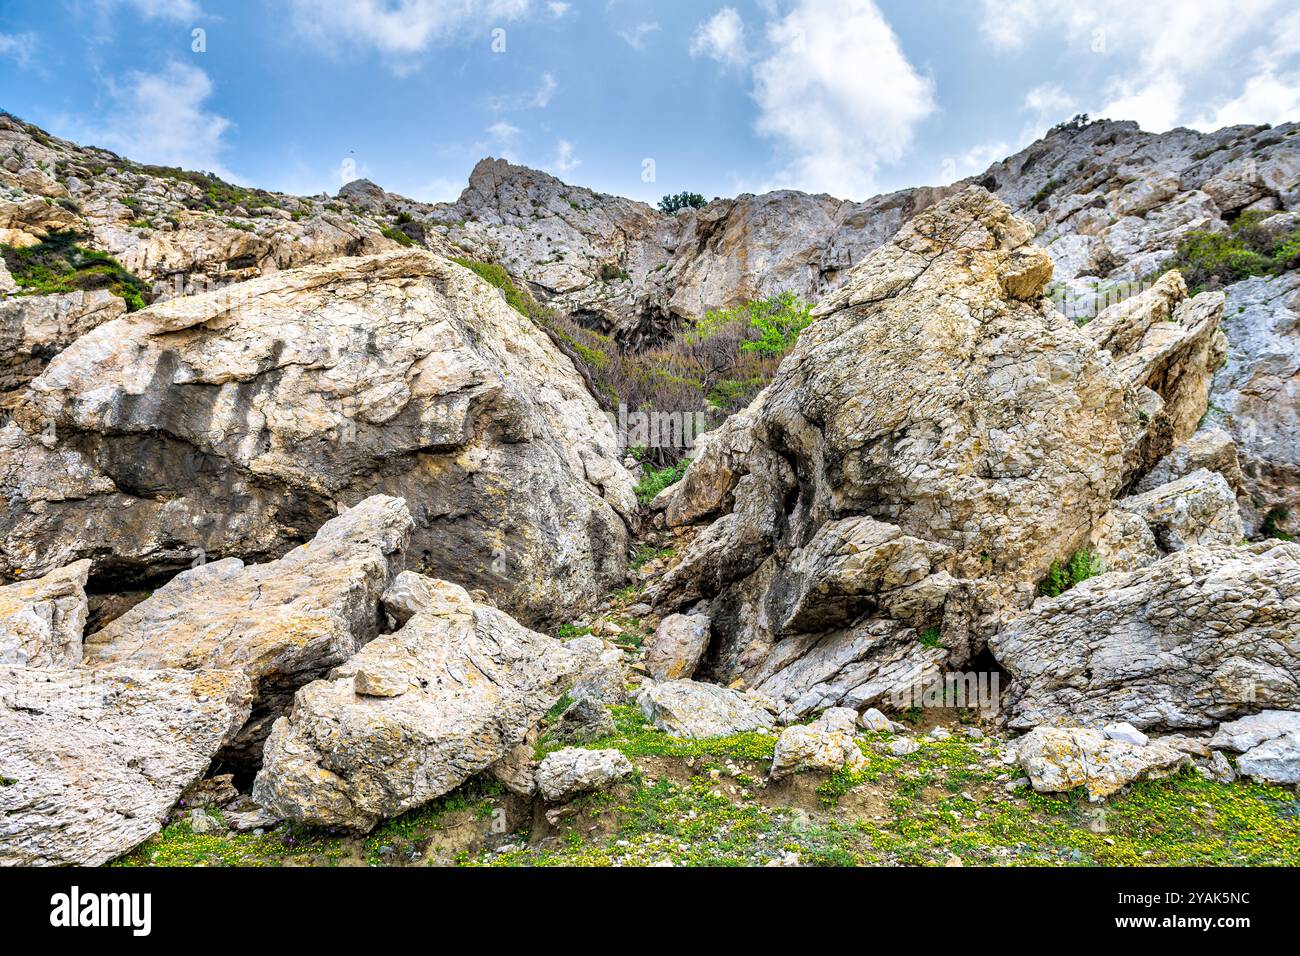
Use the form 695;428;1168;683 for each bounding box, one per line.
634;459;691;506
1161;211;1300;292
659;192;707;215
598;262;630;282
2;229;150;311
1037;549;1102;598
379;223;415;247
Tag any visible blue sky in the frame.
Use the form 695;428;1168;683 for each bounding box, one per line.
1;0;1298;204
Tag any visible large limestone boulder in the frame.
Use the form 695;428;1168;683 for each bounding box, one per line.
636;679;776;739
643;612;710;681
992;541;1300;731
83;495;412;762
1013;727;1190;800
1113;469;1244;552
252;578;581;831
1210;710;1300;785
0;665;252;865
534;747;633;802
769;707;867;780
0;559;90;667
651;187;1150;715
5;249;634;626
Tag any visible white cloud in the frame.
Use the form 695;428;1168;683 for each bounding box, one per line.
1024;83;1075;118
531;71;557;108
752;0;935;199
290;0;530;56
958;140;1008;175
1099;73;1184;133
487;120;521;141
118;0;205;19
547;1;571;18
979;0;1300;132
617;21;661;50
410;175;464;203
550;139;580;174
487;71;558;112
1194;69;1300;129
690;8;748;69
64;61;236;179
0;32;37;68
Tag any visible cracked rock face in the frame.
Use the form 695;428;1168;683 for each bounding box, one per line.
0;290;125;395
0;665;252;865
651;188;1150;716
252;577;581;831
4;249;634;627
992;541;1300;732
83;495;413;764
0;559;90;668
1210;272;1300;538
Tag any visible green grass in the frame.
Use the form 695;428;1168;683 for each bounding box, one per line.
1038;549;1102;598
470;728;1300;867
451;256;534;316
2;230;149;311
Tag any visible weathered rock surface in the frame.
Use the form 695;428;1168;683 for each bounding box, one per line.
553;693;617;744
0;559;90;667
1114;469;1244;552
1235;732;1300;785
992;541;1300;731
643;611;710;681
636;679;775;739
83;495;412;761
1208;709;1300;785
1210;710;1300;752
769;707;867;780
252;578;580;831
534;747;633;801
6;249;634;626
651;187;1150;715
1083;271;1226;472
1133;427;1242;495
1013;726;1190;800
0;290;125;394
0;665;251;865
1210;272;1300;538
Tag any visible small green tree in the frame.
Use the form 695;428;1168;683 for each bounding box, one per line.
740;291;814;355
659;192;707;215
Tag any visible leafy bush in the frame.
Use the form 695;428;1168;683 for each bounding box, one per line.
1037;550;1102;598
1162;211;1300;292
2;230;150;311
634;459;691;505
598;262;630;282
379;223;415;247
659;192;707;215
